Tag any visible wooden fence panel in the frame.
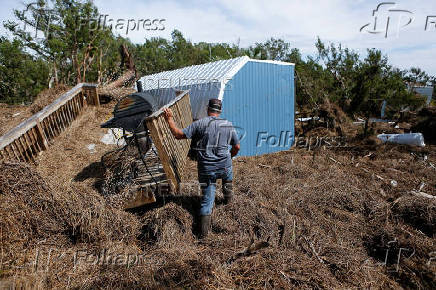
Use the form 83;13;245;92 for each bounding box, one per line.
0;83;99;162
145;91;193;192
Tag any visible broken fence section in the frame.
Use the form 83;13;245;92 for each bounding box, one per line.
0;83;99;162
145;91;192;193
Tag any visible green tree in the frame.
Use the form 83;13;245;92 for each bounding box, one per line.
404;67;431;86
244;38;291;61
0;37;49;104
4;0;121;85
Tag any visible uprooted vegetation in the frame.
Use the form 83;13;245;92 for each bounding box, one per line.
0;84;435;288
1;141;435;288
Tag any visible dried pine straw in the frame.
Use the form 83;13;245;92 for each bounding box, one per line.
100;145;141;208
1;143;435;289
1;86;435;288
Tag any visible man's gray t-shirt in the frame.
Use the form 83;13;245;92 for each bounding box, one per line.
182;116;239;173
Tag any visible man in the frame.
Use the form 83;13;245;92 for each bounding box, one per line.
163;99;240;238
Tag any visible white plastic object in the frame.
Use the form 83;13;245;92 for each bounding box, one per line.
377;133;425;147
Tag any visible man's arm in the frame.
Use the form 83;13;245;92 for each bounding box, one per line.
163;108;186;139
230;143;240;157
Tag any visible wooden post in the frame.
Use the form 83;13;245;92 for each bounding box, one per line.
6;144;19;161
93;87;100;107
29;127;42;152
35;121;48;150
82;85;99;107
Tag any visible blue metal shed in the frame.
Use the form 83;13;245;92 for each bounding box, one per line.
137;56;295;157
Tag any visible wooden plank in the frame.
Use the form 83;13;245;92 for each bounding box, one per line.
58;110;66;130
69;99;77;120
5;144;18;161
145;91;192;193
124;188;158;209
2;147;9;160
22;133;36;160
13;139;26;161
44;115;54;138
90;86;100;107
65;104;73;124
95;87;100;106
61;107;69;128
67;101;75;122
60;105;70;126
40;119;51;141
74;95;81;115
15;137;27;161
82;88;91;105
45;116;56;140
35;121;48;150
28;129;40;156
56;109;66;131
29;127;42;152
19;135;33;161
80;92;87;108
63;104;71;124
51;113;61;136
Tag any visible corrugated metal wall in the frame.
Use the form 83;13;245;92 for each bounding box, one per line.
220;61;295;157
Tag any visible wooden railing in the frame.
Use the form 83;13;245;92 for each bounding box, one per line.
0;83;99;162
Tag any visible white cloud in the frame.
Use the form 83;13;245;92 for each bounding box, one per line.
91;0;436;74
2;0;436;75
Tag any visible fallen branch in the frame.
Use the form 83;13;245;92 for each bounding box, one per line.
410;190;436;200
105;70;136;89
328;157;342;165
226;237;270;264
303;236;325;264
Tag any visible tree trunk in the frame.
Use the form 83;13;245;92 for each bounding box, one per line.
98;48;102;84
53;61;58;86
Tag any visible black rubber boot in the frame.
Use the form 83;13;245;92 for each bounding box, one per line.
223;181;233;204
199;215;211;238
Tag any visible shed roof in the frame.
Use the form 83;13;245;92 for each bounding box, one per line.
137;56;294;91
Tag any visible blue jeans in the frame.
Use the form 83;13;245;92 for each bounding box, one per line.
198;167;233;216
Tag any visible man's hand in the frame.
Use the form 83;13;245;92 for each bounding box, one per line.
163;108;173;121
231;143;240;158
163;107;186;139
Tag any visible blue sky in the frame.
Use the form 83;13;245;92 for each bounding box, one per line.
1;0;435;75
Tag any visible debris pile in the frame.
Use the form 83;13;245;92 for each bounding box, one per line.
100;145;143;208
1;86;435;288
411;107;436;144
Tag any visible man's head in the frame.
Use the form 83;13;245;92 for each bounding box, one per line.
207;98;222;116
